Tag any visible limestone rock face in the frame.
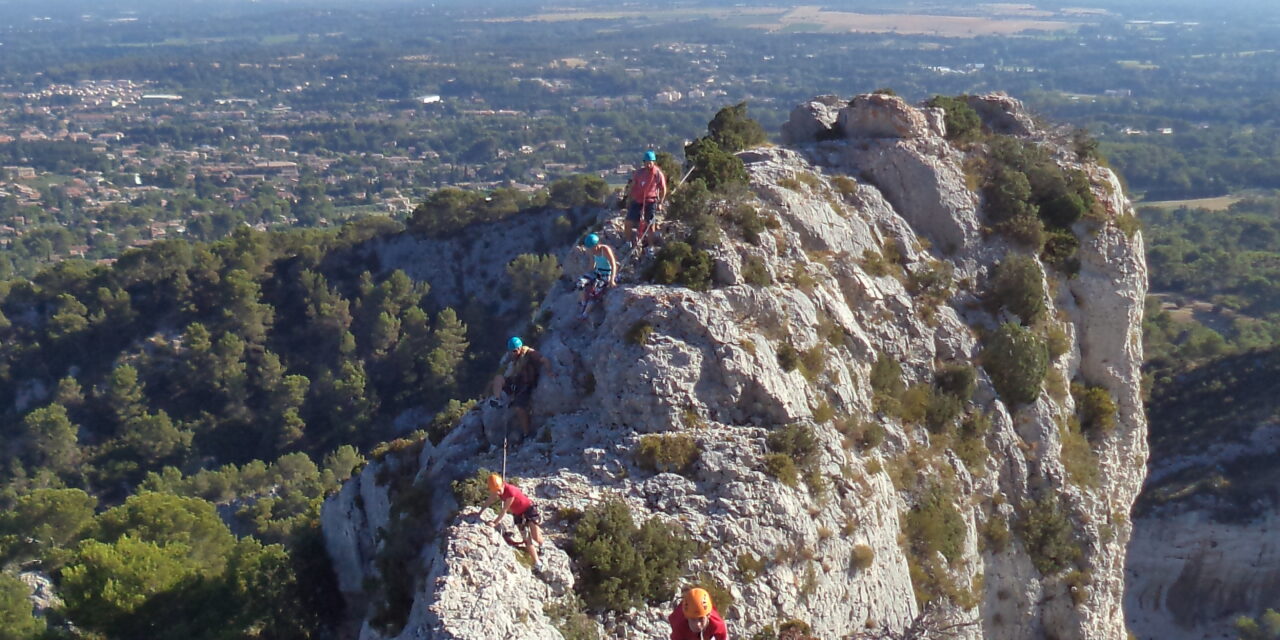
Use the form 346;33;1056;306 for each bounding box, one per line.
963;93;1036;136
838;93;933;139
322;93;1148;640
1125;415;1280;638
1127;511;1280;638
781;95;844;144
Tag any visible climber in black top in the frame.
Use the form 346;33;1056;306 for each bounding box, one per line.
489;336;555;437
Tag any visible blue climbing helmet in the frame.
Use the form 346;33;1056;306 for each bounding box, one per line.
507;336;523;351
583;233;600;248
643;150;657;163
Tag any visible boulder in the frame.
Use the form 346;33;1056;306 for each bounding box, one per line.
963;93;1036;136
781;94;845;144
839;93;932;139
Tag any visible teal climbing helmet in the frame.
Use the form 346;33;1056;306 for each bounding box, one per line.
508;336;523;351
583;233;600;248
643;150;656;163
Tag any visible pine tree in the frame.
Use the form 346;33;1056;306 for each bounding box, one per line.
427;307;469;403
19;403;79;474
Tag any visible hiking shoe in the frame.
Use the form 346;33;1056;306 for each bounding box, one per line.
532;560;544;573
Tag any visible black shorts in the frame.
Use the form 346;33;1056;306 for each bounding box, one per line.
627;200;658;223
513;504;542;527
503;383;533;409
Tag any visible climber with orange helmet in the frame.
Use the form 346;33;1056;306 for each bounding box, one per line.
478;473;546;572
668;588;729;640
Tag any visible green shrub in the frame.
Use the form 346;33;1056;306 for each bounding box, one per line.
924;390;965;434
955;412;991;477
980;514;1011;552
1018;495;1081;575
1043;322;1071;360
548;174;611;209
861;248;892;277
925;95;982;141
851;544;875;571
451;467;496;509
986;166;1038;225
737;552;767;583
634;434;700;476
742;256;772;286
763;453;799;487
991;254;1046;325
832;175;858;199
778;177;804;191
626;321;654;346
706;102;768;153
870;353;906;414
983;323;1049;406
996;213;1046;249
687;213;723;250
569;500;697;612
1060;417;1099;488
667;179;712;223
903;481;967;605
544;596;599;640
0;571;43;637
907;260;954;307
899;384;932;425
906;482;966;563
649;242;713;291
726;203;770;245
796;172;823;189
685;137;748;192
811;401;835;424
1041;229;1081;274
835;416;885;451
767;424;818;468
1072;383;1117;438
1116;213;1141;238
1064;569;1092;607
934;364;978;400
506;253;561;311
800;346;826;382
429;399;475;445
777;343;801;372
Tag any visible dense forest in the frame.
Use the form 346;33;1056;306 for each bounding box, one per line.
0;164;615;635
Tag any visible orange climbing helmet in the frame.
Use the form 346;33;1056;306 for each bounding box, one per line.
487;473;504;494
682;588;713;619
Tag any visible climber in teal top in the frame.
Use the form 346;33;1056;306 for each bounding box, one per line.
576;233;617;321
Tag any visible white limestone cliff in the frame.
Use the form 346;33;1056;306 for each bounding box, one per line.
322;93;1148;640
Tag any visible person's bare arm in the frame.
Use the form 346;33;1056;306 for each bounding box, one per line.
489;495;515;527
604;246;618;285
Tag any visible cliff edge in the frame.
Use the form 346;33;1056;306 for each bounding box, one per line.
322;92;1148;640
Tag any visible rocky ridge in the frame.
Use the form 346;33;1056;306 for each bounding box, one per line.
322;92;1148;640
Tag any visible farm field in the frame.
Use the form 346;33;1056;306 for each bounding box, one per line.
494;4;1083;37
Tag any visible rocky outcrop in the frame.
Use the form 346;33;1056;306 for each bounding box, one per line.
1127;510;1280;638
963;94;1036;136
838;93;937;139
322;93;1148;640
781;95;844;144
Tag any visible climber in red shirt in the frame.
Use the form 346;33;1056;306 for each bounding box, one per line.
479;473;546;572
624;149;668;249
669;588;729;640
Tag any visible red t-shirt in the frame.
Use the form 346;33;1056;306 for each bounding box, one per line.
629;165;667;203
501;483;532;516
668;607;728;640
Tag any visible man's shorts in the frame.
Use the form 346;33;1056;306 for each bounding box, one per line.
513;503;542;527
503;383;534;409
627;200;659;223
